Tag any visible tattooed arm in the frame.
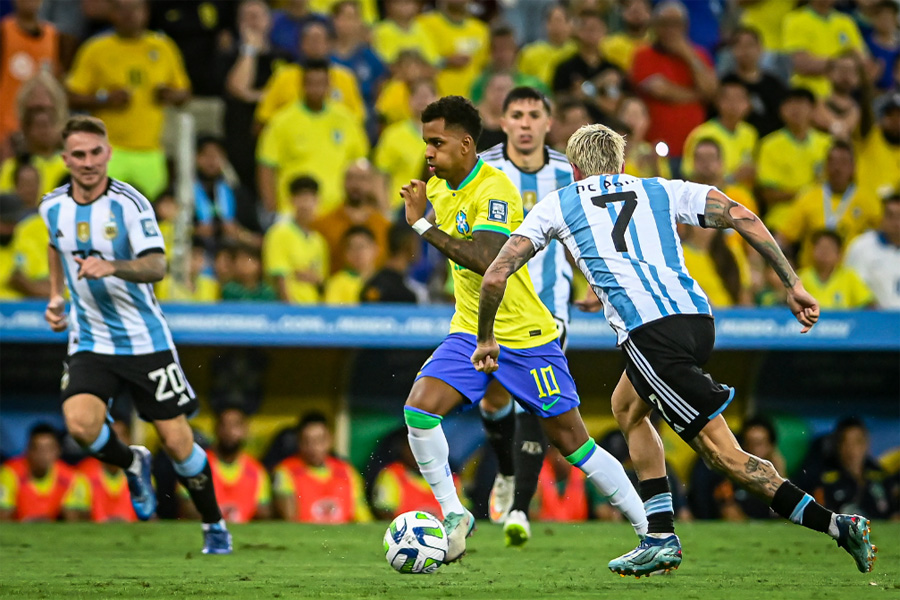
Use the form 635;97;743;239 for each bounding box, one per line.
421;228;509;275
703;189;820;332
472;235;536;372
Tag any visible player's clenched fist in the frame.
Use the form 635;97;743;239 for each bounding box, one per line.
74;255;115;279
471;339;501;374
45;295;67;332
400;180;429;226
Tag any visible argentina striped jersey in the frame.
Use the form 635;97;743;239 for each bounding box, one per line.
514;174;713;344
39;179;174;356
481;143;574;323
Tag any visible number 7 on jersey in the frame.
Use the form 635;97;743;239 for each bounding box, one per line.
591;191;637;253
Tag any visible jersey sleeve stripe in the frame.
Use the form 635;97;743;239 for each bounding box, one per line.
472;223;510;236
110;182;151;211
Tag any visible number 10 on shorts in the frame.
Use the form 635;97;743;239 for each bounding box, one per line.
530;365;560;399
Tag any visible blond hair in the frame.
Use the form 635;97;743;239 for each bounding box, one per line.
16;70;68;129
565;124;626;177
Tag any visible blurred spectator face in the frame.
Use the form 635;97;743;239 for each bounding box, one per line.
483;73;515;116
24;110;59;152
622;0;652;32
298;422;331;467
196;141;225;180
333;2;362;41
618;96;649;140
545;5;572;43
575;13;605;49
238;0;272;37
190;245;206;278
113;0;149;36
881;105;900;142
15;0;42;19
301;22;331;60
882;198;900;238
552;103;591;148
810;0;836;12
27;432;60;478
234;247;262;285
652;3;688;49
837;424;869;473
780;97;813;131
154;192;178;222
214;246;235;283
409;80;437;116
15;164;40;209
594;66;625;113
873;2;899;36
490;31;518;71
743;425;775;462
502;98;552;156
302;68;331;110
692;141;723;183
292;190;319;226
216;408;249;456
731;30;762;71
825;146;854;189
344;231;378;274
344;161;374;208
395;52;430;83
386;0;419;21
829;56;860;95
442;0;468;13
717;83;750;124
811;234;841;273
285;0;309;17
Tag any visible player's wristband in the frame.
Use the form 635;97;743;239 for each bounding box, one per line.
412;218;432;236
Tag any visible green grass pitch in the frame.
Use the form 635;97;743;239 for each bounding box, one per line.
1;521;897;599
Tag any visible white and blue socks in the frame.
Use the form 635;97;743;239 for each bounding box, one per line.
405;407;466;518
173;442;223;525
566;439;648;537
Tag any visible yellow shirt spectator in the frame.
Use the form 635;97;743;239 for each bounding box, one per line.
723;183;760;216
66;31;190;150
799;265;874;309
601;33;649;74
416;11;489;97
155;274;220;302
0;242;21;299
0;155;67;196
254;63;366;125
372;19;439;65
375;79;412;125
324;269;364;305
310;0;378;24
682;119;758;182
778;183;882;267
518;39;578;88
263;218;329;303
740;0;794;52
257;102;369;214
855;126;900;200
782;7;866;98
374;120;425;209
11;213;49;283
757;128;831;227
681;244;735;308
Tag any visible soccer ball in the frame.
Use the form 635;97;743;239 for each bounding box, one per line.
383;511;448;574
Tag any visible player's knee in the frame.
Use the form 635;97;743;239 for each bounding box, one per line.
65;414;103;445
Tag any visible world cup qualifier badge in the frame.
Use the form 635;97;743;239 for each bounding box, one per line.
488;199;508;223
456;210;470;235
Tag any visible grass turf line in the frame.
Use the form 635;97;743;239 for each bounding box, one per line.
0;521;896;599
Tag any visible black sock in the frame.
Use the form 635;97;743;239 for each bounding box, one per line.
510;411;548;513
480;403;516;477
771;480;833;534
88;423;134;470
640;476;675;534
176;457;223;524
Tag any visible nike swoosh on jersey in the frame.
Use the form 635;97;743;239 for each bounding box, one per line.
541;397;560;411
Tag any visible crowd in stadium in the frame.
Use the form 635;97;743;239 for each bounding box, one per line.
1;410;898;522
0;0;898;309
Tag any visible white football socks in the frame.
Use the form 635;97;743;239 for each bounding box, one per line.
407;424;466;518
576;444;648;537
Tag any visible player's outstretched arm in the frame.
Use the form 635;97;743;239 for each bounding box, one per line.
703;190;819;333
74;251;167;283
45;245;68;332
472;235;536;372
401;180;508;275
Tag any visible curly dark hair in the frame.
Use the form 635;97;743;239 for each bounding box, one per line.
421;95;483;142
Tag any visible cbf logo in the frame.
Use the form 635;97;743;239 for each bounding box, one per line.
456;210;470;235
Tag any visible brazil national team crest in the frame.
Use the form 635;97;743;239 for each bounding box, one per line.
456;210;470;235
77;222;90;243
488;199;508;223
104;214;118;239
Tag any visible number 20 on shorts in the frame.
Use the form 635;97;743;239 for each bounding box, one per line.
530;365;560;399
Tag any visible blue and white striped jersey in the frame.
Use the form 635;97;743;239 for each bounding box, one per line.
39;179;174;356
480;143;574;323
515;174;714;344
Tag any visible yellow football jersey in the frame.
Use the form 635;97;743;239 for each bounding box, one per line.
782;7;866;98
263;218;330;303
600;34;649;73
681;119;758;181
374;120;425;209
324;269;363;305
681;244;735;308
427;159;558;349
375;79;411;125
11;213;49;281
517;40;578;88
740;0;793;51
66;31;190;150
0;243;20;299
372;19;439;65
415;11;489;97
856;127;900;200
0;154;68;196
254;63;365;125
799;265;874;309
779;183;882;267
